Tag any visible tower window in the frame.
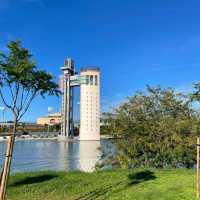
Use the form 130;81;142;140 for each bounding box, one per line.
86;75;89;85
90;75;93;85
95;75;98;85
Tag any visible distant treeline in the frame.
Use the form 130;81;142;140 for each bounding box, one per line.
0;123;61;133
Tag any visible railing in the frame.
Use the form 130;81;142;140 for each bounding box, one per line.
0;133;23;137
0;132;59;137
80;67;100;72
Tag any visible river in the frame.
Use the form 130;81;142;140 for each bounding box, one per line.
0;139;114;173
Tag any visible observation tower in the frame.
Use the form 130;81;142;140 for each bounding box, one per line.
60;58;100;140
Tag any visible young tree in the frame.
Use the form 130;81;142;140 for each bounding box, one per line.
0;40;60;200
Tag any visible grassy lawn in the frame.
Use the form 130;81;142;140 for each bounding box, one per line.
7;169;196;200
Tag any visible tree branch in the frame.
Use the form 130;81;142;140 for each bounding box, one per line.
13;82;20;109
17;89;31;114
18;85;25;111
18;91;38;121
8;82;15;101
1;72;15;101
0;88;12;109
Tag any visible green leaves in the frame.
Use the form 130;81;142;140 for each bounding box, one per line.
0;40;60;120
102;86;197;168
0;41;35;84
30;70;60;97
191;83;200;101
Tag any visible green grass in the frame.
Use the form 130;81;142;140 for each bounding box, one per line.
7;169;197;200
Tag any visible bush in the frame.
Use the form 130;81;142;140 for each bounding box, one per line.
102;86;198;168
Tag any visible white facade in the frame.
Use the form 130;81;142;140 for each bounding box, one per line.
80;69;100;140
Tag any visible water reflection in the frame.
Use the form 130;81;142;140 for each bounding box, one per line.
79;141;101;172
0;140;111;172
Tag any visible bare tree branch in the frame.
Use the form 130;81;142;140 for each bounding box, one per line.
13;82;20;109
18;91;38;120
0;88;12;109
1;72;15;101
7;82;15;101
19;89;31;111
18;85;25;111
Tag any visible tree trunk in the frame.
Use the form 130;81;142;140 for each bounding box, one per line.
0;119;17;200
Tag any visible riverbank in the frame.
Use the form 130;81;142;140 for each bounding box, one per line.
0;134;115;142
7;169;196;200
0;136;58;142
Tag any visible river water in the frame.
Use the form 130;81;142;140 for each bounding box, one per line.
0;139;114;173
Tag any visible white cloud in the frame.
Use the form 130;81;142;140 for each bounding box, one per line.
0;46;8;52
101;83;199;113
175;83;194;95
101;93;128;112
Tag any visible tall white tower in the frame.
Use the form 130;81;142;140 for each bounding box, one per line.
79;67;100;140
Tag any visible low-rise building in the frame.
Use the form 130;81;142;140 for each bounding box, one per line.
37;113;62;125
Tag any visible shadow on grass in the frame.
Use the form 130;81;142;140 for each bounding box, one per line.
10;174;58;187
128;170;156;185
76;170;156;200
75;181;123;200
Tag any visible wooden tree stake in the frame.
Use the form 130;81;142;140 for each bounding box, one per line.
197;137;200;198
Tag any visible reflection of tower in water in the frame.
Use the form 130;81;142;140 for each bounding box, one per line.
56;141;101;172
58;141;80;171
58;141;69;170
58;141;101;172
78;141;101;172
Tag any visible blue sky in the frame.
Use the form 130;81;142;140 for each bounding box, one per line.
1;0;200;121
